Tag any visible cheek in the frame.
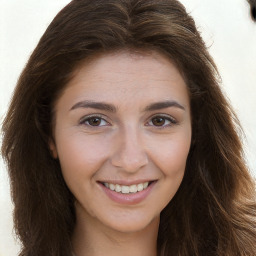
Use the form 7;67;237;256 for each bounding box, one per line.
55;132;111;182
149;133;191;177
153;136;191;205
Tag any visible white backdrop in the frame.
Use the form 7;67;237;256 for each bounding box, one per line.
0;0;255;255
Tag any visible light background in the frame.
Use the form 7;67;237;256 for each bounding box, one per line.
0;0;255;255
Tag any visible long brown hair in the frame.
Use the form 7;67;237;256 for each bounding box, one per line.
1;0;256;255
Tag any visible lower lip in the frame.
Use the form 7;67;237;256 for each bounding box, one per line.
99;182;156;205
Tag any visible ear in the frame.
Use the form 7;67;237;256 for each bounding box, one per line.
49;138;58;159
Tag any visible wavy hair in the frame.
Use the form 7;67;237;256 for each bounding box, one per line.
1;0;256;255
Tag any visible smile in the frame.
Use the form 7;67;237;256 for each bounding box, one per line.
103;182;149;194
99;180;156;205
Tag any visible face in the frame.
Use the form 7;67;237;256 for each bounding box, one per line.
51;50;191;233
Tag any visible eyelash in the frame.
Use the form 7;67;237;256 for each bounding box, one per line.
146;114;177;129
79;114;110;127
79;114;177;128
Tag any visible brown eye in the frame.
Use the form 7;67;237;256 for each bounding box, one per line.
88;117;102;126
81;116;108;127
147;115;177;128
152;117;166;126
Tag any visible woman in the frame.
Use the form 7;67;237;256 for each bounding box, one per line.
1;0;256;255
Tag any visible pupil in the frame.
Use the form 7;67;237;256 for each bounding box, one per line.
152;117;165;126
89;118;101;126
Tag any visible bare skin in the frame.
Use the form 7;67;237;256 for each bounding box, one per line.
72;201;159;256
50;50;191;256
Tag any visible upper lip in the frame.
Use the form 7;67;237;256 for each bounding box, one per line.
97;179;157;186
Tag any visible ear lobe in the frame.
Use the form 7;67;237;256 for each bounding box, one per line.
49;139;58;159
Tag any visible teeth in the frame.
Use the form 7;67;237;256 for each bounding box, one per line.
109;183;115;191
129;185;137;193
121;186;130;194
115;184;122;193
137;183;143;192
104;182;109;188
103;182;150;194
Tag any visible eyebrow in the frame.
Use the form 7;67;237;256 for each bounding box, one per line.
143;100;185;111
70;100;117;112
70;100;185;112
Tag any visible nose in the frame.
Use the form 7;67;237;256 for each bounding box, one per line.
110;127;149;173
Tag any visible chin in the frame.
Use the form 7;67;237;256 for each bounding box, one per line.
101;213;160;234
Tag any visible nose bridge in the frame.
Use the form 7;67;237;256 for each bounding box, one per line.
111;125;148;173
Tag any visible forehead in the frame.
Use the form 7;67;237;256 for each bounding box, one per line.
72;50;184;85
56;50;190;111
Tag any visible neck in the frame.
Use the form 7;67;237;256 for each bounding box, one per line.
72;203;159;256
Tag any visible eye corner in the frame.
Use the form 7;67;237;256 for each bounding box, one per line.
146;114;178;128
79;114;110;127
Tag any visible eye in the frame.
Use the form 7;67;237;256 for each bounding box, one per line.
80;115;109;127
147;115;177;127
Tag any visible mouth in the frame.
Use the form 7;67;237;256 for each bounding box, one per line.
99;181;156;194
